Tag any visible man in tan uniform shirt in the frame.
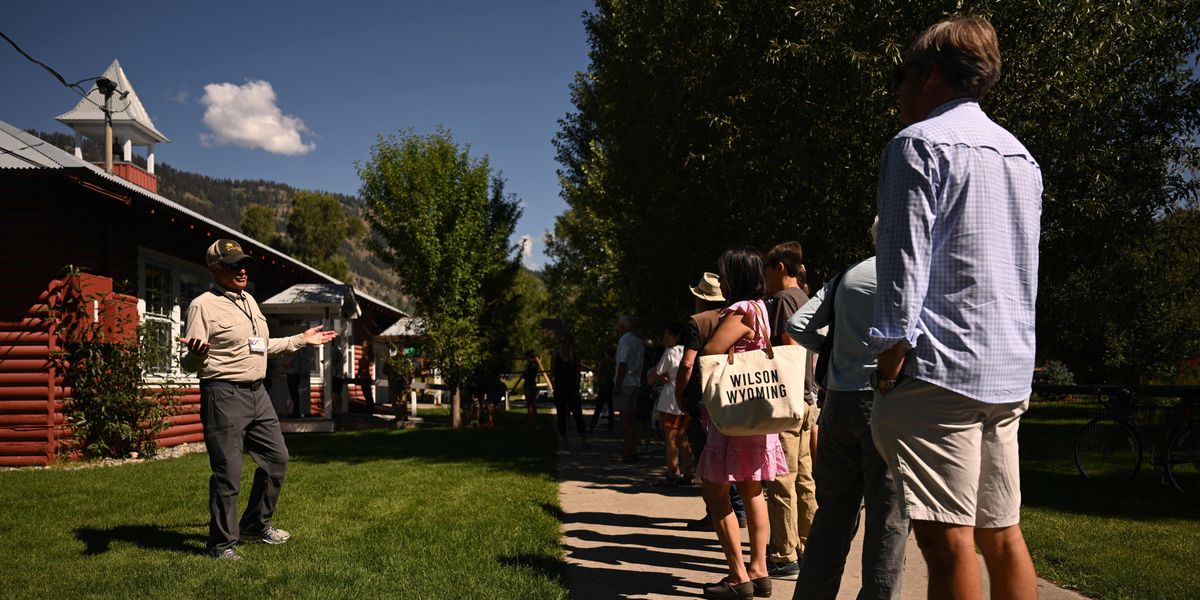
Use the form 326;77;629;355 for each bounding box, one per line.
181;239;337;560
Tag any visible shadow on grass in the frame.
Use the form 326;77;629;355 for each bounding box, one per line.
1020;418;1200;521
284;417;557;477
497;552;567;585
75;524;207;556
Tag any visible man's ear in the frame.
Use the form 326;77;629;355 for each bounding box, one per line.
923;61;946;89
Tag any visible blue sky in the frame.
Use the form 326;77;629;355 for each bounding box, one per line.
0;0;596;268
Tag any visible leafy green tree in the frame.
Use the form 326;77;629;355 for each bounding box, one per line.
241;203;278;246
551;0;1200;381
358;129;523;426
287;190;351;280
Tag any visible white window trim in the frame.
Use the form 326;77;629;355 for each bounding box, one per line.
138;247;211;382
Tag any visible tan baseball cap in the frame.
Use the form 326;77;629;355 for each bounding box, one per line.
206;239;251;266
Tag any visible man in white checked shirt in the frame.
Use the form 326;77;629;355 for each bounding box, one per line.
868;16;1041;600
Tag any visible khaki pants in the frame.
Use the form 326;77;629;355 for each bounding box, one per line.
765;404;818;563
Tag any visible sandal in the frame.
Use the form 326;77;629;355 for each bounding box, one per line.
751;576;772;597
701;579;753;600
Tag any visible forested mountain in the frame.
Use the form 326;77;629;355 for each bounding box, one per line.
30;129;406;310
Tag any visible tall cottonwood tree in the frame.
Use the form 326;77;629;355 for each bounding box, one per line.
287;190;352;280
359;129;522;426
550;0;1200;381
241;203;278;247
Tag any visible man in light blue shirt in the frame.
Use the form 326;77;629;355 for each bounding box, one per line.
787;221;909;600
868;16;1041;600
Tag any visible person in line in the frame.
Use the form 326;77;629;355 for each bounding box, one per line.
638;339;663;451
512;350;546;425
181;239;337;560
696;249;788;600
613;315;645;462
786;218;909;600
761;241;817;580
648;322;690;486
870;16;1042;600
676;273;747;531
590;346;617;432
551;332;588;446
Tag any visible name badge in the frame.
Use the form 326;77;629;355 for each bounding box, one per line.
249;337;267;353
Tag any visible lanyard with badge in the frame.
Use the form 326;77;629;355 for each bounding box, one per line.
227;296;267;354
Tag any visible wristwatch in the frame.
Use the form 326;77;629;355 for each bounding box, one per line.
870;370;899;393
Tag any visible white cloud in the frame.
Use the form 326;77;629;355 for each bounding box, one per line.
171;90;189;104
519;234;538;270
200;80;315;155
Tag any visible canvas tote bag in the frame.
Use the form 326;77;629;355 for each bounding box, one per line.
700;305;806;436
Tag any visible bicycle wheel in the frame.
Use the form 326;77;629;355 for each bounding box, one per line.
1165;424;1200;494
1074;417;1142;483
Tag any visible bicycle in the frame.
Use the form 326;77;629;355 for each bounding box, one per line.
1073;387;1200;494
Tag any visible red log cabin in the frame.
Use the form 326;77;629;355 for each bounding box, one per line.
0;62;407;467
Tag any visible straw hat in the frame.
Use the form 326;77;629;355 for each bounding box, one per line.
689;272;725;302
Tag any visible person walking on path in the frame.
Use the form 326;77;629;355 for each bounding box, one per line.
648;322;691;486
786;221;910;600
762;241;817;581
869;16;1042;600
590;346;617;432
696;249;789;600
551;332;588;446
613;315;645;462
181;239;337;560
513;350;547;425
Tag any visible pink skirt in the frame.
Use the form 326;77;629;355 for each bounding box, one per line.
696;409;788;483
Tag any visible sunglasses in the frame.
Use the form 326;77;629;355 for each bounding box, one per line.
216;261;250;273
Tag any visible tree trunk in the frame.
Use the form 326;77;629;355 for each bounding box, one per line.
451;386;462;428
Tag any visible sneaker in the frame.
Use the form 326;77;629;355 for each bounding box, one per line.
241;526;291;545
766;559;800;580
210;547;241;561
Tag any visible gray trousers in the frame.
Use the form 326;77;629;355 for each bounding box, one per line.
794;390;908;600
200;380;289;553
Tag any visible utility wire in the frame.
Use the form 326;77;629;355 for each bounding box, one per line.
1;30;133;115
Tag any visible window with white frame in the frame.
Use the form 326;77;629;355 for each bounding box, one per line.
138;249;213;376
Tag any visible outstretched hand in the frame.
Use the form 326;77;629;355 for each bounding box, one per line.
302;325;338;346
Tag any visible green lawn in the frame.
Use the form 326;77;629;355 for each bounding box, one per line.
0;413;567;600
1020;401;1200;600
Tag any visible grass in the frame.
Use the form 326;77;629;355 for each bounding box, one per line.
1020;401;1200;600
0;411;567;600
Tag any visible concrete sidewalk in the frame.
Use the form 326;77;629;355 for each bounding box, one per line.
557;426;1086;599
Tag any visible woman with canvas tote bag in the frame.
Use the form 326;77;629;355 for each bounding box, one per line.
694;248;789;600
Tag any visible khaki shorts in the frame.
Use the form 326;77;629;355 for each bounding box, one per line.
870;377;1028;528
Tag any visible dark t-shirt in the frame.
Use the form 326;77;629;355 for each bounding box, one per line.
522;360;539;391
768;287;815;403
767;287;809;345
680;309;721;412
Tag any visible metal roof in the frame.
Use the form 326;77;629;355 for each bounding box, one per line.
378;316;425;338
0;123;87;169
262;283;353;305
0;121;406;319
55;60;169;144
